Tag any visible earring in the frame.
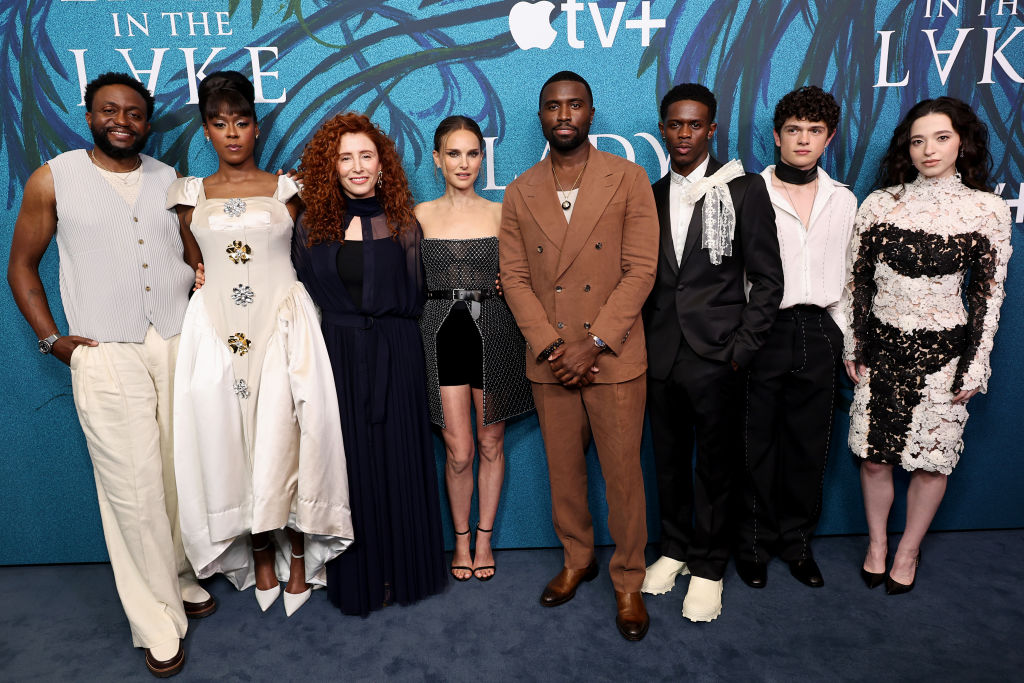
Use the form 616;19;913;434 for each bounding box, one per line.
204;136;210;142
377;170;383;188
959;147;964;158
256;132;260;139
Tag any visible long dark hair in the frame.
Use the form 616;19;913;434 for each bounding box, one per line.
877;96;993;194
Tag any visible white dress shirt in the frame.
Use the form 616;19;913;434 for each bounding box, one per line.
760;165;857;336
668;155;710;265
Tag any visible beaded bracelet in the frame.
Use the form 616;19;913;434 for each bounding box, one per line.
538;337;565;361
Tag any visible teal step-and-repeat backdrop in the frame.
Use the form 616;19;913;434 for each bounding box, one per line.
1;1;1021;565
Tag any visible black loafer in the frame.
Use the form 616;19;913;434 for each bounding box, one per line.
735;559;767;589
145;643;185;678
183;595;217;619
789;558;824;588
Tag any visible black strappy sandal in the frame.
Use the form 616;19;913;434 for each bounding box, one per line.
473;526;496;582
450;528;473;582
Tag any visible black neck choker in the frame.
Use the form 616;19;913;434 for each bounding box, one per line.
775;160;818;185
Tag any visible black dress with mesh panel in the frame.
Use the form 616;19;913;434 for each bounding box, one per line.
419;237;534;428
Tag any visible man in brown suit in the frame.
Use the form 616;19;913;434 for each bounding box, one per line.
499;71;659;641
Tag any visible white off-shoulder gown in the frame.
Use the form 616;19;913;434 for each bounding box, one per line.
169;175;353;590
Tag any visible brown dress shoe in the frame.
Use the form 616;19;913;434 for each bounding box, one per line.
145;642;185;678
539;560;599;607
183;595;217;619
615;591;649;641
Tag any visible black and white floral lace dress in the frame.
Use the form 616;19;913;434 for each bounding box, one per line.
842;174;1012;474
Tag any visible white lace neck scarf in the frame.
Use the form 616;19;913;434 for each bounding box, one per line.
679;158;745;265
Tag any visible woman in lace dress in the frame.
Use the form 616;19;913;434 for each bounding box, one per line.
843;97;1011;594
416;116;533;582
170;72;352;617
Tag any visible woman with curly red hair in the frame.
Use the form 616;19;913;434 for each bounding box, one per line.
292;112;446;616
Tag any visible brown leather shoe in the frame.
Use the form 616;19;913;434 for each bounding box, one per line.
539;560;599;607
183;595;217;619
145;642;185;678
615;591;649;641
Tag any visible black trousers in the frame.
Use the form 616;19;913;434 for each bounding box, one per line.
737;306;843;564
647;336;742;581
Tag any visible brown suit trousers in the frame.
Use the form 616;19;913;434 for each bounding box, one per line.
531;376;648;592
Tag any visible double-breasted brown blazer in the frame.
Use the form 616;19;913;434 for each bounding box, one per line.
499;146;659;384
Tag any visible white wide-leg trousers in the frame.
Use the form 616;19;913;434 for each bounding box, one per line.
70;326;201;650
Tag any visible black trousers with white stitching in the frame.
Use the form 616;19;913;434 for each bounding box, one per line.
737;305;843;564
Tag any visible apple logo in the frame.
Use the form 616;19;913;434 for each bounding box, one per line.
509;1;558;50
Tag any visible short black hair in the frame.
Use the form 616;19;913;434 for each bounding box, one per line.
84;72;155;120
198;71;257;123
773;86;840;135
659;83;716;123
539;71;593;109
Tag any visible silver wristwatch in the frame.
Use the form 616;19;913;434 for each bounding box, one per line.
590;334;606;350
38;334;60;354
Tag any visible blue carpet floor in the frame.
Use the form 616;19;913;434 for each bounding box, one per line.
2;530;1022;681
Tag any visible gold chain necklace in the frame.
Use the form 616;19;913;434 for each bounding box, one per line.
553;160;587;211
88;148;142;176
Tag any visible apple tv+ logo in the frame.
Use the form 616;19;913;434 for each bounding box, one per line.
508;1;665;51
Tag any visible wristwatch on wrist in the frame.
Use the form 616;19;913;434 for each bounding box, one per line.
38;334;60;354
590;333;607;350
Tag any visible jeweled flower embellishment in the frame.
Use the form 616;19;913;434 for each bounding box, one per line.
226;241;251;264
233;379;250;399
228;332;251;355
231;284;254;307
224;198;247;217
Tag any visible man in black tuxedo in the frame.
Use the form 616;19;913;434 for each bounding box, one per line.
641;83;783;622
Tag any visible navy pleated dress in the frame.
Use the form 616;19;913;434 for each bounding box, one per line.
293;196;446;616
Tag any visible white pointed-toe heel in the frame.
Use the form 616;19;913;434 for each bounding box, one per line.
283;551;312;617
255;585;281;612
253;541;280;612
283;587;311;616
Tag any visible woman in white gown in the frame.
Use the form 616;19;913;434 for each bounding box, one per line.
169;71;352;616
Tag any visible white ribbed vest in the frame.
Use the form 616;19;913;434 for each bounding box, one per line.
48;150;193;342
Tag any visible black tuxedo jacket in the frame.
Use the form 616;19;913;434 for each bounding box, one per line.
642;156;784;379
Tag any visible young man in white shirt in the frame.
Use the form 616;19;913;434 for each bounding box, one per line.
735;86;857;590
